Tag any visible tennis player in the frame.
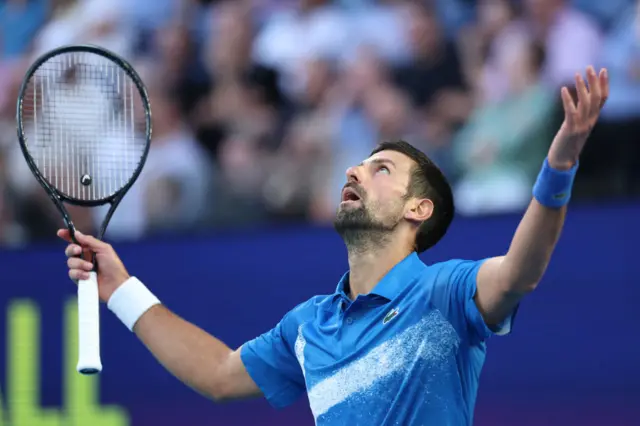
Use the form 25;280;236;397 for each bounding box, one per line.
60;65;608;425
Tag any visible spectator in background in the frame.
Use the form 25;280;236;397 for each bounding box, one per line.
127;0;179;46
0;59;65;242
195;1;286;159
362;83;415;144
393;1;472;178
452;35;556;215
252;0;349;97
600;1;640;122
0;151;27;247
577;0;640;197
263;113;333;222
0;0;634;246
208;130;270;228
97;62;213;239
205;1;256;87
31;0;133;59
393;2;471;118
342;0;411;65
459;0;523;104
282;54;339;221
153;20;209;116
523;0;602;89
293;57;336;113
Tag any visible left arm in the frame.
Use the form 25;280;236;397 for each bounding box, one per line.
474;66;610;327
475;200;566;326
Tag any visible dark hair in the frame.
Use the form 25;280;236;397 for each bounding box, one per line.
370;140;454;253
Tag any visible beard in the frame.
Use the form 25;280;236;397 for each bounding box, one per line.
333;199;400;253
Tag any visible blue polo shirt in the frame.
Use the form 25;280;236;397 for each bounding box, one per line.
241;253;515;425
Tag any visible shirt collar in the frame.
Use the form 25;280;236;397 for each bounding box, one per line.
334;252;425;301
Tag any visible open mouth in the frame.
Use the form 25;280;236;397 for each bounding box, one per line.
341;187;361;203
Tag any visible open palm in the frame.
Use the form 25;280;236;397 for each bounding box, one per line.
547;66;609;171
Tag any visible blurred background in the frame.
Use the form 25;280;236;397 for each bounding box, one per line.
0;0;637;425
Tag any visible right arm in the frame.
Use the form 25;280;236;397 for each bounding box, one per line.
58;230;304;406
133;304;260;402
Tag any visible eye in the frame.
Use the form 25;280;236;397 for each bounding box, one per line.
377;166;390;175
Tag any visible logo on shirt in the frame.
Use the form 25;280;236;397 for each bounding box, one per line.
382;308;399;325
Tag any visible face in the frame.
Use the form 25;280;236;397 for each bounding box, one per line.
334;150;416;248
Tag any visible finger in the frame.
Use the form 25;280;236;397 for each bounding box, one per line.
57;229;73;243
599;68;609;108
560;86;577;123
575;72;590;117
67;257;94;271
74;231;108;252
69;269;90;282
586;66;601;115
65;244;82;258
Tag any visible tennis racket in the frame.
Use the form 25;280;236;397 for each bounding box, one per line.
16;45;152;375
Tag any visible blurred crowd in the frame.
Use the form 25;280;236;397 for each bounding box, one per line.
0;0;638;247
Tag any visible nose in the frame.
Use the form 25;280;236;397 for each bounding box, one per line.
345;164;362;184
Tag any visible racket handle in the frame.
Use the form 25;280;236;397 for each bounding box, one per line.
77;271;103;375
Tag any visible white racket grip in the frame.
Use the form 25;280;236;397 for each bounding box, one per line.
77;271;102;374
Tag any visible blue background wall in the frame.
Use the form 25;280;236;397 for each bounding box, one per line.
0;203;637;425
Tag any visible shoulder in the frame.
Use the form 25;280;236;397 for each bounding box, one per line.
416;259;488;298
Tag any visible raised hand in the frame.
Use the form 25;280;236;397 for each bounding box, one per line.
547;66;609;170
58;229;130;302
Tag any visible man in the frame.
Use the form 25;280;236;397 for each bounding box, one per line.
61;66;608;425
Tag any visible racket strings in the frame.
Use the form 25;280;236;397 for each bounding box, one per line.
21;51;147;202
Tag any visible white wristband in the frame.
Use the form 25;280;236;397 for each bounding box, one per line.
107;277;160;331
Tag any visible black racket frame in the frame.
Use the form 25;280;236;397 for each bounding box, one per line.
16;44;152;243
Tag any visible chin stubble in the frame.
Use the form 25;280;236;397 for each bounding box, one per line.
333;203;398;253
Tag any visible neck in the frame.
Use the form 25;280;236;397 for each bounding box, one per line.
346;238;413;300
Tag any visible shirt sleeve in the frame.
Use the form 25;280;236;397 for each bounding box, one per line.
240;306;306;409
432;259;517;343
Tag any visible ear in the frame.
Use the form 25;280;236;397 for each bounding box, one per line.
404;198;434;223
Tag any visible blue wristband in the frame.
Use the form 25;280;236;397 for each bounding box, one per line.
532;158;578;208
